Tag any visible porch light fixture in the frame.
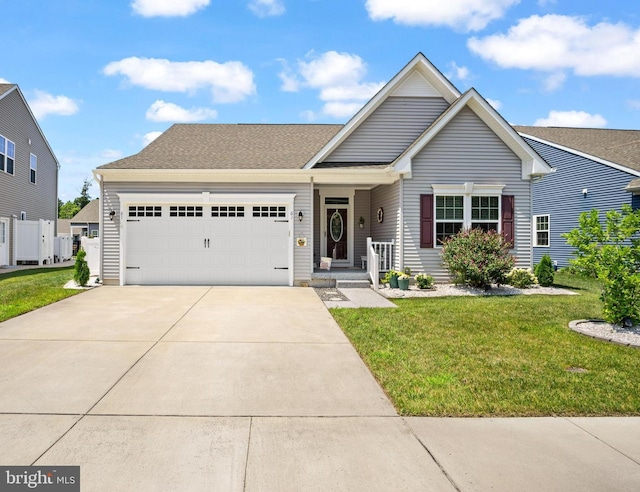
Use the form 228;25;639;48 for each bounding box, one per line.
582;188;588;197
109;210;116;221
359;216;365;229
298;210;304;222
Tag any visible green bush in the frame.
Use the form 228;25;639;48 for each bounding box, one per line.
383;270;400;284
441;228;515;289
415;273;434;289
74;249;90;287
505;268;537;288
534;254;555;287
563;205;640;324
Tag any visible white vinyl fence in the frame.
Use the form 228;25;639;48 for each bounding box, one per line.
80;236;100;276
54;235;73;262
15;219;54;265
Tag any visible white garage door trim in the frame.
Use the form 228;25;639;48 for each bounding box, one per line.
117;192;296;286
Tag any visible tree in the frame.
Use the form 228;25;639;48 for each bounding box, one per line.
58;201;80;219
563;205;640;324
74;249;90;286
73;178;93;210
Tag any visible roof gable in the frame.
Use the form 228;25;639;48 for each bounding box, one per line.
303;53;461;169
515;126;640;175
392;89;552;180
70;199;100;223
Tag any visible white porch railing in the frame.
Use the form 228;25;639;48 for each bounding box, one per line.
366;237;394;291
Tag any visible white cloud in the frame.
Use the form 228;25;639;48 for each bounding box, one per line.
28;90;80;120
143;131;163;146
248;0;285;17
145;100;218;122
300;110;318;122
468;15;640;78
0;77;9;83
534;110;607;128
628;100;640;110
365;0;520;32
322;102;363;118
542;72;566;92
131;0;209;17
103;57;256;103
101;149;123;160
447;62;470;81
283;51;385;120
486;98;502;110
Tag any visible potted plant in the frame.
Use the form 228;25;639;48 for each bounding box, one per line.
397;273;410;290
384;269;400;288
415;273;434;290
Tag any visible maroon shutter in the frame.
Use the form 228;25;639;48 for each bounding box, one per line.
420;194;434;248
502;195;514;247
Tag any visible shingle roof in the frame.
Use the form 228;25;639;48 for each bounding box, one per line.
515;126;640;173
0;84;16;98
98;124;343;170
70;199;100;223
57;219;71;234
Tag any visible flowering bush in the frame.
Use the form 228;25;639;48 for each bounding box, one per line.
440;228;514;288
415;273;434;289
505;268;537;288
398;273;410;280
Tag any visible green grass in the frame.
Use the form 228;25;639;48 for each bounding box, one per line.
331;272;640;417
0;267;81;322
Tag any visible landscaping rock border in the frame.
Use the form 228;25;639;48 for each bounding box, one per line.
378;284;577;298
569;319;640;348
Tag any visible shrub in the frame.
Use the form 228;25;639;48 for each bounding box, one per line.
383;270;400;284
505;268;537;288
440;228;515;289
415;273;434;289
563;205;640;324
74;249;90;287
534;254;555;287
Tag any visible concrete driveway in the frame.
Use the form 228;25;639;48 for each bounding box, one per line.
1;287;639;491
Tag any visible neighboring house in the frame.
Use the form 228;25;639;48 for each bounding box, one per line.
94;53;551;286
70;199;100;238
514;126;640;269
0;84;59;266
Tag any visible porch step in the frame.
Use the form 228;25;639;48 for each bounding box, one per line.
336;279;371;289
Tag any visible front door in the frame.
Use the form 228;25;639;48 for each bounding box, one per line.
0;218;9;266
326;208;347;261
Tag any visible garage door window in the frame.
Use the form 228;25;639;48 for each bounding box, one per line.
129;206;162;217
170;206;203;217
253;206;286;218
212;206;245;217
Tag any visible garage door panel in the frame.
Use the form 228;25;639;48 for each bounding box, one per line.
125;203;291;286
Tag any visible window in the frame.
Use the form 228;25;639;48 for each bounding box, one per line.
0;135;15;175
20;211;27;220
129;206;162;217
435;195;464;244
30;153;37;183
211;206;244;217
471;196;499;232
252;206;286;218
421;184;512;249
169;206;202;217
534;215;549;247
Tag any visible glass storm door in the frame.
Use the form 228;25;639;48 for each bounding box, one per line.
326;207;348;261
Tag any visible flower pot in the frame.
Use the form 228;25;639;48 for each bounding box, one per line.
398;278;410;290
389;275;399;289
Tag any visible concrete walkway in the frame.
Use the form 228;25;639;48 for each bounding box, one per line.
0;287;639;491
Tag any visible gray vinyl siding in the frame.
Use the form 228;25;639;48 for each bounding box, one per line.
324;97;449;163
0;89;58;264
353;190;371;264
101;182;312;284
403;107;531;282
526;137;640;269
370;181;400;269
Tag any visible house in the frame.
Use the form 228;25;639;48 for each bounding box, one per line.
0;84;60;266
514;126;640;269
70;199;100;238
94;53;551;286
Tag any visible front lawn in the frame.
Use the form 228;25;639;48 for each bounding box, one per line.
332;272;640;416
0;267;81;322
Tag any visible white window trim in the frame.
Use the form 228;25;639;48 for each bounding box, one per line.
431;183;505;247
533;214;550;248
29;153;37;184
0;135;15;175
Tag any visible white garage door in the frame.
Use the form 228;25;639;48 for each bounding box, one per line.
124;204;291;285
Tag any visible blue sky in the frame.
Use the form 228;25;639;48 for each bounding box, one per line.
2;0;639;201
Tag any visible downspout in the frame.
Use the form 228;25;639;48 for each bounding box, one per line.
398;174;404;272
309;177;314;277
93;170;103;281
529;178;534;269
